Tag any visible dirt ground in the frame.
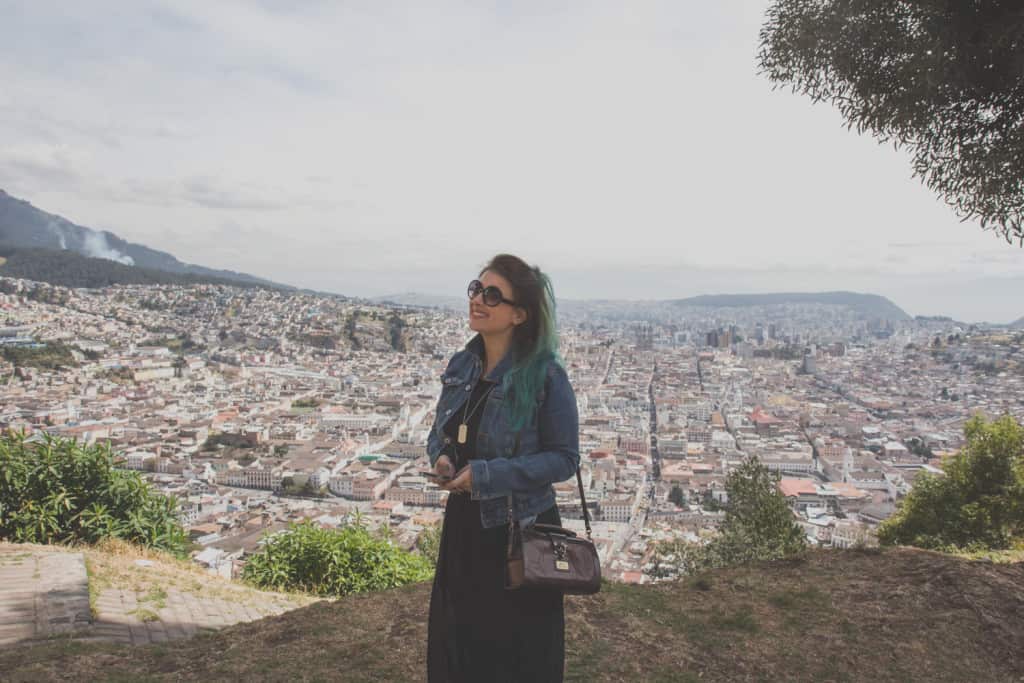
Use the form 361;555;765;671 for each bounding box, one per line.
2;546;1022;682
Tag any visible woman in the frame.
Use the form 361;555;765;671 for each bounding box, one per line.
425;254;580;683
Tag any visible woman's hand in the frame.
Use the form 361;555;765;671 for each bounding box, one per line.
440;464;473;495
435;454;455;479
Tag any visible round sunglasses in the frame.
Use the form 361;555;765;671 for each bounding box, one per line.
467;279;517;307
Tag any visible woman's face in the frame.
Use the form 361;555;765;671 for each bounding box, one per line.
469;269;525;335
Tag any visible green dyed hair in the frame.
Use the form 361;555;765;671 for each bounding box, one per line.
479;254;564;433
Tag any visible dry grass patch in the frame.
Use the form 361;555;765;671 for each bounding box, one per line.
83;538;318;614
0;551;32;566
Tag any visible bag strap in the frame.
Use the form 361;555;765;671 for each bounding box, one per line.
505;464;593;540
576;464;592;540
506;430;593;541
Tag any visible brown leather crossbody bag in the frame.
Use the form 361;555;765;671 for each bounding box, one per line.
504;465;601;594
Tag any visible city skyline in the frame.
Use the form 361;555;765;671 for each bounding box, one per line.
2;184;1020;325
4;268;1018;604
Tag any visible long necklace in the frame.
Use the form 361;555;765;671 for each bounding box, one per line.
458;381;495;444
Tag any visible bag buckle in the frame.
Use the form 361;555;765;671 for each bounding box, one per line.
553;540;569;571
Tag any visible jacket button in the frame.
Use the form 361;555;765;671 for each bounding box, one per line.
444;437;451;444
465;384;472;391
445;408;452;414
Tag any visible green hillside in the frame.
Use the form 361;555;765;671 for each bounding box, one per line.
0;246;282;290
0;189;288;289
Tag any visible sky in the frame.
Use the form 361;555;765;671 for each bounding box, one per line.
0;1;1020;323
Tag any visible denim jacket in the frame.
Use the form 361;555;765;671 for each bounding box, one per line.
426;333;580;530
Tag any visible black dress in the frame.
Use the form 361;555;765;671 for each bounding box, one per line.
427;376;565;683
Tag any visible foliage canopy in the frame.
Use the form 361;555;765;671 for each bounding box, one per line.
759;1;1024;244
0;341;78;370
0;431;188;556
242;517;434;596
878;414;1024;551
649;456;806;578
416;522;442;568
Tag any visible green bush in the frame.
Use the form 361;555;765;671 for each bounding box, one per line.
242;517;433;596
0;431;188;556
668;485;687;507
416;523;442;568
649;456;807;578
878;415;1024;551
291;398;320;409
1;341;78;370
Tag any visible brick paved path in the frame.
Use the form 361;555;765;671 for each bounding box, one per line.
0;546;92;646
0;545;308;648
87;587;298;645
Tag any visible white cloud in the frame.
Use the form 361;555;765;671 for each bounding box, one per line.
0;0;1020;321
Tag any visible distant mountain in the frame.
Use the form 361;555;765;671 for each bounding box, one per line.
0;189;290;289
0;247;280;290
375;290;912;322
372;292;464;310
1011;316;1024;329
672;291;910;320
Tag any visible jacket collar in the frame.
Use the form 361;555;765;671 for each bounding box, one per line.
465;333;516;383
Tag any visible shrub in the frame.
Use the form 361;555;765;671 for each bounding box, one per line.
242;517;434;596
668;485;687;507
649;456;807;578
0;430;188;556
1;341;78;370
416;523;442;568
878;415;1024;551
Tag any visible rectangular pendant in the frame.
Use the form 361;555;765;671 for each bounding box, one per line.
457;423;468;444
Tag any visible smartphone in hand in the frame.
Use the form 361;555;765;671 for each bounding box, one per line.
417;469;453;483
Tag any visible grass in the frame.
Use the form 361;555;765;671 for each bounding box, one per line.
0;552;32;566
0;545;1022;681
83;556;99;619
81;538;317;613
687;574;713;591
767;585;827;610
140;587;168;610
132;608;159;623
710;604;760;633
951;547;1024;564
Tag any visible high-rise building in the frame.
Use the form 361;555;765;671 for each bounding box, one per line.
635;322;653;350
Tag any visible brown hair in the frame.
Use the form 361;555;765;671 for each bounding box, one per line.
479;253;562;430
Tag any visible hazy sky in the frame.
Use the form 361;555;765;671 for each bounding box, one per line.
1;1;1020;322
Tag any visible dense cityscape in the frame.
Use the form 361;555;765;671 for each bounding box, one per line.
3;0;1023;677
3;275;1022;583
